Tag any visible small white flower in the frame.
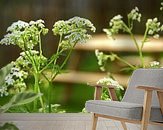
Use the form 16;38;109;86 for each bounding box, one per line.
97;77;124;90
0;86;8;97
148;30;154;35
20;50;39;57
153;18;158;22
7;20;29;32
150;61;160;68
29;19;45;28
146;18;162;37
11;67;20;72
13;71;23;78
95;49;106;66
5;74;14;85
128;7;141;22
112;15;123;21
153;34;159;39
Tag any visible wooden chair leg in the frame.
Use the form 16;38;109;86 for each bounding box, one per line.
141;90;152;130
121;121;127;130
92;113;98;130
157;91;163;114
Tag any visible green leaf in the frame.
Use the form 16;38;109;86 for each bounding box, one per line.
11;92;42;107
0;123;19;130
0;63;13;86
0;92;42;113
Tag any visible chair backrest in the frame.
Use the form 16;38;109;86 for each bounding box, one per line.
122;68;163;107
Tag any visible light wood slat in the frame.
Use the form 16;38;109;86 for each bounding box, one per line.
54;71;129;86
137;86;163;92
0;113;119;130
75;34;163;52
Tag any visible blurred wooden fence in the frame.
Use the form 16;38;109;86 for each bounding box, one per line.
0;0;162;68
54;34;163;87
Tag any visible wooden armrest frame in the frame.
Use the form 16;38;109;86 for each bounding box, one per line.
137;85;163;129
88;83;118;101
137;85;163;114
137;86;163;92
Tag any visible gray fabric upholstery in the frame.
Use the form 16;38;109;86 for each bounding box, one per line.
86;100;143;120
85;69;163;122
86;100;163;122
123;68;163;106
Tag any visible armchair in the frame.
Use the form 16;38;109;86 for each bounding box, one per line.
85;68;163;130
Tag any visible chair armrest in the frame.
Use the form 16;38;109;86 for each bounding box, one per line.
87;82;116;89
137;85;163;117
137;86;163;92
87;82;118;101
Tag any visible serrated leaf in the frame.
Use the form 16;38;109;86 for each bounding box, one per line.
11;92;42;107
0;92;42;113
0;63;13;87
0;123;19;130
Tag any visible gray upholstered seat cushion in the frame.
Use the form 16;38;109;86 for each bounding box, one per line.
85;100;163;122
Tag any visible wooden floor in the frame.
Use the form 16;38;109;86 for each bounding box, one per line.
0;113;140;130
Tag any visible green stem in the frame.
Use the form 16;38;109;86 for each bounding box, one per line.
114;54;136;69
123;23;140;52
48;81;53;113
51;43;76;81
38;32;43;70
129;31;145;68
23;39;38;72
141;26;149;50
41;72;50;82
34;72;44;112
123;23;145;68
53;35;62;65
51;35;62;76
28;49;39;71
40;51;62;73
22;38;37;72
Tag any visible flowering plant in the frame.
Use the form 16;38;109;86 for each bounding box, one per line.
96;5;163;71
95;4;163;100
0;17;95;112
100;7;163;70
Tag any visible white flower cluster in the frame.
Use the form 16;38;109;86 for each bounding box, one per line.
5;67;28;84
5;73;15;85
146;18;163;39
95;50;109;71
29;19;45;28
150;61;160;68
103;7;142;37
68;16;96;32
0;31;22;46
160;2;163;11
128;7;141;22
1;67;28;95
20;50;47;67
52;20;71;36
0;66;28;97
0;19;48;50
103;15;124;36
0;86;9;97
1;20;29;46
95;49;117;71
0;49;48;97
52;17;96;50
97;77;124;90
7;20;29;32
